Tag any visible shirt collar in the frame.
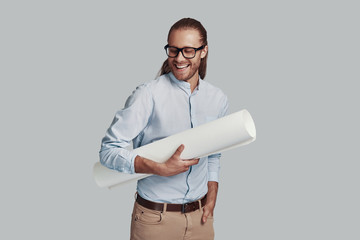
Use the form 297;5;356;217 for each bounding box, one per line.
168;72;202;94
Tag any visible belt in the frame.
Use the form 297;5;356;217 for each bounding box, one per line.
136;194;207;213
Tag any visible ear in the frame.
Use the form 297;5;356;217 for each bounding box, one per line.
200;45;208;59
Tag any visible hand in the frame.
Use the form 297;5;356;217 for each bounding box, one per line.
202;202;215;224
158;144;199;177
202;181;218;223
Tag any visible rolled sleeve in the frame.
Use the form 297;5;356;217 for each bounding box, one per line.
207;153;221;182
207;94;229;182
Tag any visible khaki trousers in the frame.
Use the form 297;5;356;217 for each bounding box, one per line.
130;201;214;240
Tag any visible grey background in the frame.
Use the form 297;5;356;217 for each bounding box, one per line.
1;0;359;239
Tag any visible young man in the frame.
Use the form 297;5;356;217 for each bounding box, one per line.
100;18;228;240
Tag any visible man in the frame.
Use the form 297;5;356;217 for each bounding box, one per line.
100;18;228;240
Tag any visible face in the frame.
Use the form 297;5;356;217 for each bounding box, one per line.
167;29;208;83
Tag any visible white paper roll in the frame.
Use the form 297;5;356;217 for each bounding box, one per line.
93;109;256;188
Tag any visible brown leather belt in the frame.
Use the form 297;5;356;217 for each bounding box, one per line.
136;194;207;213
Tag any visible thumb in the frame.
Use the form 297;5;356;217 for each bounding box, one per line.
202;208;209;223
175;144;184;156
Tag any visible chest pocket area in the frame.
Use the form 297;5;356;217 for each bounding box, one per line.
194;115;217;126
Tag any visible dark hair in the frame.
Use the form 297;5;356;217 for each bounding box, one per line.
158;18;208;79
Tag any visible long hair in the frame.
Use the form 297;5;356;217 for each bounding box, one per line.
158;18;208;80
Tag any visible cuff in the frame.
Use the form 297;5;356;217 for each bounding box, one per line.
208;171;219;182
129;153;137;174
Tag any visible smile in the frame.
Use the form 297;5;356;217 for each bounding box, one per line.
175;64;190;69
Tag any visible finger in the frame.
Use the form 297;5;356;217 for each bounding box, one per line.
184;158;199;166
183;158;200;162
202;209;209;223
174;144;184;156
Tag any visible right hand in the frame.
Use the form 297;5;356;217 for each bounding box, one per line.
157;144;199;177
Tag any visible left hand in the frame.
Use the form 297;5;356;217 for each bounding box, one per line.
202;181;218;223
202;201;215;223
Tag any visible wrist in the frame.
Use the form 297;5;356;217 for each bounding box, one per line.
135;155;161;175
206;181;218;205
205;195;216;206
153;162;164;176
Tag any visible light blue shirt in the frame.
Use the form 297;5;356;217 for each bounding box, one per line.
100;73;228;203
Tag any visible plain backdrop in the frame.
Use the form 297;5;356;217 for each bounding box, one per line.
1;0;359;239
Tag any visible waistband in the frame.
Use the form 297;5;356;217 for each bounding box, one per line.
136;194;207;213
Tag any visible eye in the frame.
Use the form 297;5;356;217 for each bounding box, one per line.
168;47;178;55
183;48;195;55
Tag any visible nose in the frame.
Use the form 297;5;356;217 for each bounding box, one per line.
174;50;186;62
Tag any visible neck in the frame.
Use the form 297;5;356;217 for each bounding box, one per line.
186;71;199;93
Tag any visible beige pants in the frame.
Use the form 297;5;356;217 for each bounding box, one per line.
130;201;214;240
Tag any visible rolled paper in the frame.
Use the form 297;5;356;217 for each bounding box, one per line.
93;109;256;189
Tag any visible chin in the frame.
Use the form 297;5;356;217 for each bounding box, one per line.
171;67;195;82
173;73;189;81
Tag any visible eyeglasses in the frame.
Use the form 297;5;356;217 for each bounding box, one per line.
164;44;205;59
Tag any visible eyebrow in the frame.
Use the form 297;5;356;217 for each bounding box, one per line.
168;45;199;48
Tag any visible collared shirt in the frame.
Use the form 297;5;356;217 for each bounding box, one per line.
100;73;228;203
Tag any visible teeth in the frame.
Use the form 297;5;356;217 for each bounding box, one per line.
176;64;189;69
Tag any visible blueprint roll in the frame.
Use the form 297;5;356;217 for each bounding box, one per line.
93;109;256;189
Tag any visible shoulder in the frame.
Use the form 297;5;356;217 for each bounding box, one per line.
137;74;172;92
125;75;172;106
199;80;229;116
200;80;228;101
130;74;170;94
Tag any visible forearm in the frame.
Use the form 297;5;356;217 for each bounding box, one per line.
134;155;162;175
202;181;219;222
134;145;199;177
206;181;218;207
99;147;136;174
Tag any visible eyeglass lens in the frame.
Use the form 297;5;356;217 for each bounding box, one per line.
167;47;196;58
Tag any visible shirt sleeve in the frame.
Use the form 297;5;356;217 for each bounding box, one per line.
207;95;229;182
99;84;153;174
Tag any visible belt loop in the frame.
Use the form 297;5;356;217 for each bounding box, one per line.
199;198;203;209
134;192;138;200
199;199;203;214
163;203;167;214
199;194;206;213
181;203;186;214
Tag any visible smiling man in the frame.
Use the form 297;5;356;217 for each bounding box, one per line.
100;18;228;240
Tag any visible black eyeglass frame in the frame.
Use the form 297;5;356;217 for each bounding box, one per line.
164;44;205;59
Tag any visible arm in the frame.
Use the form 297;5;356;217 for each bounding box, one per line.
201;154;221;223
100;85;199;176
135;144;200;176
99;85;153;174
202;181;218;223
202;94;228;223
